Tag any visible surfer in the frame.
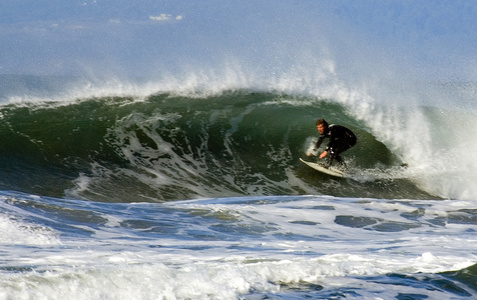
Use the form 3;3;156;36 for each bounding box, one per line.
308;119;357;167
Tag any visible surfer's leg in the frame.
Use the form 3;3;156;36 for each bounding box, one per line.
326;152;342;168
330;140;353;167
335;155;343;164
325;156;334;168
335;154;347;168
329;148;346;168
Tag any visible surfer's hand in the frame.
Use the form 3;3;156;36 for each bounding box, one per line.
307;148;317;156
319;151;327;159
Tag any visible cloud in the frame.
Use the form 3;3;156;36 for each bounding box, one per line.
149;14;183;22
150;14;170;21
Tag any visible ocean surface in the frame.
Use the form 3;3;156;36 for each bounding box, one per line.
0;73;476;299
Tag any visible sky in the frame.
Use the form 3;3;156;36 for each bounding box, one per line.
1;0;477;81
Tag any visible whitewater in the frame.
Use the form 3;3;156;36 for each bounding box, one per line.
1;190;477;299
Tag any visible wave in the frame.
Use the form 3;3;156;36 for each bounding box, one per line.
1;84;473;202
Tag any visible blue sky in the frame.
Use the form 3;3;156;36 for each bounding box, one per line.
1;0;476;81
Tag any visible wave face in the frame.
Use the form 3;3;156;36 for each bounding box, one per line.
0;88;444;202
1;79;476;201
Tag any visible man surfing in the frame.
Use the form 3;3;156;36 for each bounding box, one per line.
307;119;357;167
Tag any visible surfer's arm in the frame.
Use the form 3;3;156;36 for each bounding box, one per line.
308;136;325;156
314;136;325;150
319;140;333;158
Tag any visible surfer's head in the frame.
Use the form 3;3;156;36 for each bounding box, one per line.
316;119;328;134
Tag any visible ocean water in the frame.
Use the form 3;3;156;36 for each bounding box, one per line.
2;1;477;298
0;74;476;299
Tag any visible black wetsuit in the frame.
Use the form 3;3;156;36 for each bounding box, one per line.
315;124;357;166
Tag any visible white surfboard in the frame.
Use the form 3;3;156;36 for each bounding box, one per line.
299;158;345;178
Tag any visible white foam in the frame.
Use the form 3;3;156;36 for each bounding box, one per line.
0;251;473;300
0;214;60;246
0;195;476;299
